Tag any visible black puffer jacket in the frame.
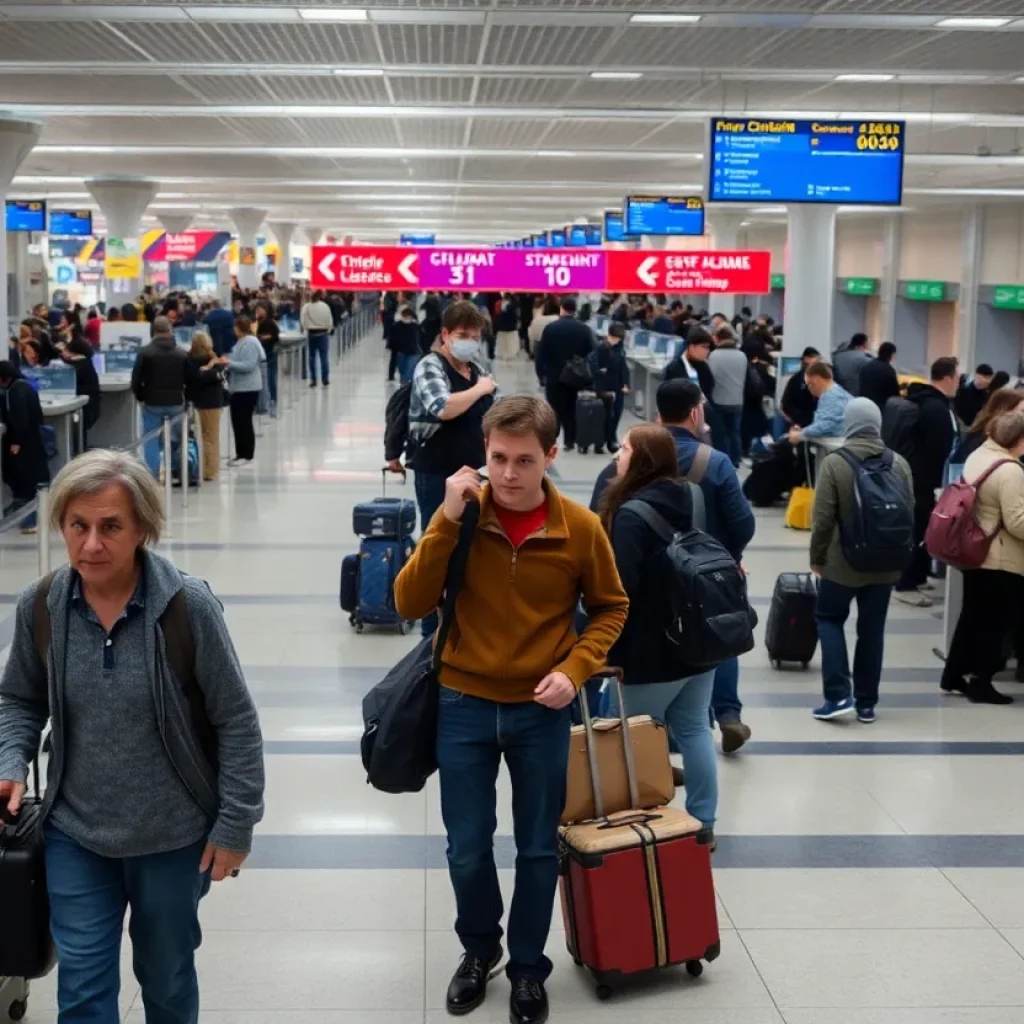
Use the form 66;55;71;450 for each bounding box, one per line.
131;334;187;407
607;478;698;685
907;381;960;493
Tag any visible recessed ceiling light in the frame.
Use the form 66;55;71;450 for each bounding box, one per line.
629;13;701;24
590;71;644;80
935;16;1010;28
299;8;368;22
834;73;895;82
333;68;385;77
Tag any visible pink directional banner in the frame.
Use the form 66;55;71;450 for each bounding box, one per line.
418;247;606;293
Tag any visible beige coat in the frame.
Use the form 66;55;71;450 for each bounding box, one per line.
528;313;558;347
963;438;1024;575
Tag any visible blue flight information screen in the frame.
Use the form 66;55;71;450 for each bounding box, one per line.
550;229;567;248
50;209;93;236
624;196;705;236
603;211;636;243
5;199;46;231
585;225;602;246
709;118;905;205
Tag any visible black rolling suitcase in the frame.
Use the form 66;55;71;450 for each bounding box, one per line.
0;761;56;996
766;572;818;669
575;391;606;454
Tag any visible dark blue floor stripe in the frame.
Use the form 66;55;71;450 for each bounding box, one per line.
245;832;1024;869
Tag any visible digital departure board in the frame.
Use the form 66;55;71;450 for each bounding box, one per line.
50;209;93;236
708;118;905;205
603;211;636;243
568;225;588;247
585;225;602;246
5;199;46;232
625;196;705;236
550;229;567;248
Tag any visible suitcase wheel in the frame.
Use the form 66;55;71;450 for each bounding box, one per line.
8;999;27;1022
577;446;588;455
397;620;411;635
772;659;781;670
355;622;364;634
686;960;704;978
802;662;809;670
595;984;613;1002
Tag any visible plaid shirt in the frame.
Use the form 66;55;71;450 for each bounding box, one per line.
409;352;496;444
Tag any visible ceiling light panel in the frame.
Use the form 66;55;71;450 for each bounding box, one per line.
630;14;702;24
835;73;895;81
299;8;368;22
590;71;644;80
935;16;1011;28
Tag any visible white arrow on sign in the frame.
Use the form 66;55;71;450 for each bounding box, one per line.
637;256;659;288
398;253;417;284
318;252;336;281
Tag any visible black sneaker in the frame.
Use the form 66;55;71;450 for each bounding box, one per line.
446;947;503;1016
509;978;548;1024
719;717;752;754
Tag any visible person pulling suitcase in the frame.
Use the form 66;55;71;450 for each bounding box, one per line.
586;322;631;454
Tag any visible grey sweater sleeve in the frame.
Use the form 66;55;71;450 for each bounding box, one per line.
183;577;266;852
0;583;49;785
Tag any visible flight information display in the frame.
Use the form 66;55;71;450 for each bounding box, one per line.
603;211;637;243
585;225;602;246
550;229;567;248
50;209;93;236
5;199;46;232
625;196;705;236
708;118;905;205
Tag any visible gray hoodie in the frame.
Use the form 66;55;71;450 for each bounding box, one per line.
707;343;749;407
0;550;265;854
832;346;871;396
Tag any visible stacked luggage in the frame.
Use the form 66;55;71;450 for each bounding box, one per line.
341;470;416;633
559;669;720;1001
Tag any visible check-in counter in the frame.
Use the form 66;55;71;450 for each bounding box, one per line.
90;374;138;450
624;330;675;421
40;394;88;472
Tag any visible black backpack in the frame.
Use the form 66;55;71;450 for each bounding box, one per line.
881;395;918;461
384;382;412;462
620;499;757;673
559;355;593;391
834;448;914;573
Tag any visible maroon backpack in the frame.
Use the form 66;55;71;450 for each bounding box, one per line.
925;459;1019;569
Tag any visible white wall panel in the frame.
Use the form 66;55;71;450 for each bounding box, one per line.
836;218;883;278
980;206;1024;286
745;224;786;271
898;215;962;282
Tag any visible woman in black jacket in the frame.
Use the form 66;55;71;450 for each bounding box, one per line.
597;423;718;830
59;337;101;448
0;361;50;533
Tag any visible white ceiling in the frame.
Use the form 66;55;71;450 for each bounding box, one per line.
4;0;1024;241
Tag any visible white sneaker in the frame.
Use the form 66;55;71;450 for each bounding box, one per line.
895;590;932;608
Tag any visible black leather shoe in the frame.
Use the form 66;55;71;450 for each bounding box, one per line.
509;978;549;1024
446;947;502;1016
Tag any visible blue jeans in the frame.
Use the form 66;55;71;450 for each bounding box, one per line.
414;470;448;636
307;331;330;385
398;352;419;385
714;404;743;467
815;579;893;708
612;672;718;828
436;687;571;982
44;823;210;1024
141;404;184;477
265;352;278;406
711;657;741;724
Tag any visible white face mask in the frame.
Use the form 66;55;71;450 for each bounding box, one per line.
450;339;481;363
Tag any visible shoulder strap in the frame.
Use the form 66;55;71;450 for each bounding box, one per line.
433;501;480;672
970;458;1021;489
685;443;713;485
33;571;57;667
619;498;678;546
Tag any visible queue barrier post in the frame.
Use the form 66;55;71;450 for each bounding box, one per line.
162;418;173;536
36;486;50;577
180;413;189;509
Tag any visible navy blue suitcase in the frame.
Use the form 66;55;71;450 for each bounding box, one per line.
354;537;415;633
353;470;416;539
340;553;360;614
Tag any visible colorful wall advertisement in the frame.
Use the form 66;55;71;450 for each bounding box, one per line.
105;238;142;280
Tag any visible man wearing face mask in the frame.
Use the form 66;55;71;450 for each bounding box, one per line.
406;300;498;635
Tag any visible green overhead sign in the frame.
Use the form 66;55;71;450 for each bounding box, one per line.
843;277;878;296
992;285;1024;311
904;280;947;302
770;273;785;289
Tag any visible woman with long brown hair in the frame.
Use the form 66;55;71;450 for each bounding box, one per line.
952;387;1024;465
598;424;719;831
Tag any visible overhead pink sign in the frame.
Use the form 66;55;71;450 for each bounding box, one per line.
418;247;605;292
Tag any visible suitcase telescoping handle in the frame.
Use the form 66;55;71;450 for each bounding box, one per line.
576;666;640;818
380;466;406;498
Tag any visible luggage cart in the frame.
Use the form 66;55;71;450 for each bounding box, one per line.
0;977;29;1021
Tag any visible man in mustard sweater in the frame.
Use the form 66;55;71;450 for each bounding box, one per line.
395;396;628;1024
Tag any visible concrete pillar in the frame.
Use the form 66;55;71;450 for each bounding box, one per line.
267;220;297;286
0;117;43;329
227;207;266;290
154;212;193;236
957;205;982;374
87;177;158;306
784;205;837;358
879;215;901;347
304;225;325;247
710;213;746;320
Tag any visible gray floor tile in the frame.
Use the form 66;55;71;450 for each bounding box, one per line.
782;1012;1024;1024
742;928;1024;1007
944;869;1024;928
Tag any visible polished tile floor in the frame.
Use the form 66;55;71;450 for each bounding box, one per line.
4;332;1024;1022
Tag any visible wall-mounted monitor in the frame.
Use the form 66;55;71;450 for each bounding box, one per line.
568;225;588;247
624;196;705;237
549;229;567;248
603;211;637;243
585;225;602;246
50;209;93;237
708;117;905;205
6;199;46;232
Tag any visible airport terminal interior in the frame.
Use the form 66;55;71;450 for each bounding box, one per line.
8;0;1024;1022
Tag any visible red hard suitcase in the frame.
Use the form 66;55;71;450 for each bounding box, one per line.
558;677;720;1000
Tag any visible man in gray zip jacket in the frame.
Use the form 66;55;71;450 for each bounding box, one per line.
0;449;264;1023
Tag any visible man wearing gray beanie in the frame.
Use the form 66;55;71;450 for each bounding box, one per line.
808;397;915;723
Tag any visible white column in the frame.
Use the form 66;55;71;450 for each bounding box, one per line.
228;207;266;290
879;214;901;347
304;225;325;247
154;212;193;236
0;118;43;331
267;220;297;286
87;178;158;306
784;205;837;358
710;214;745;320
958;205;982;373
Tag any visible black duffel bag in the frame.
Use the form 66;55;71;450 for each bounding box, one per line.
0;759;56;981
360;501;478;794
559;355;593;391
